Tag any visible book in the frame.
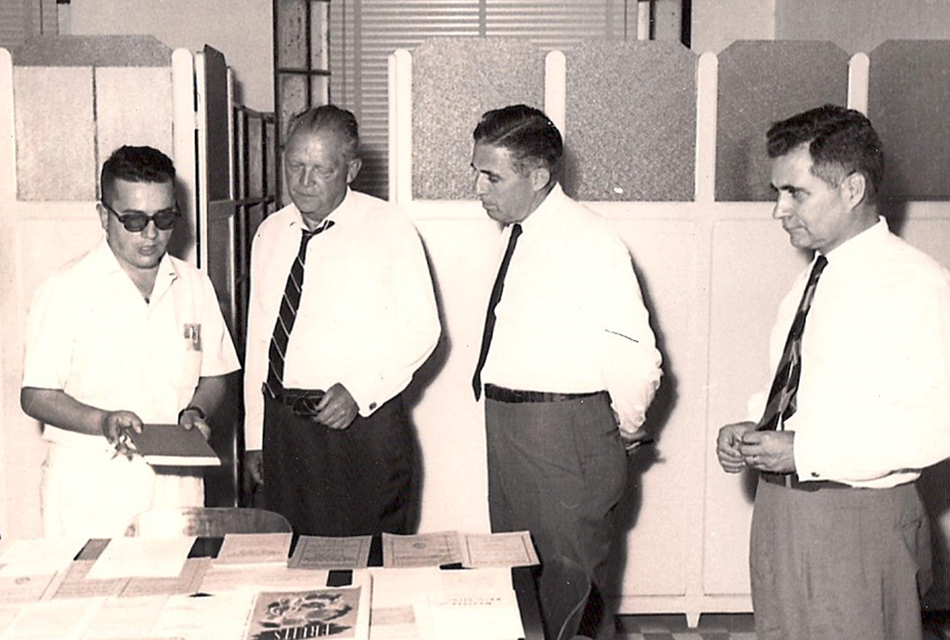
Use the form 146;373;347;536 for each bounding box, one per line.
126;423;221;467
243;572;371;640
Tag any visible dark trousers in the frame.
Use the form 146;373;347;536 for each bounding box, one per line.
262;393;415;536
751;478;931;640
485;392;627;589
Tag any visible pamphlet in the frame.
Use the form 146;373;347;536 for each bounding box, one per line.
288;535;373;570
243;572;371;640
381;531;539;569
127;423;221;467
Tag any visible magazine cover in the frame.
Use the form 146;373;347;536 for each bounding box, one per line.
243;572;370;640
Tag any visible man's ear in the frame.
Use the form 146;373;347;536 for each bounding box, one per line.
96;203;110;231
530;166;551;192
842;171;868;209
346;157;363;184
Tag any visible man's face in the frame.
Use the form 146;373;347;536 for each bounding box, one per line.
98;178;176;274
471;143;542;225
284;128;361;224
770;144;856;255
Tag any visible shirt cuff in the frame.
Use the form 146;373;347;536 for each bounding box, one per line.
792;429;824;481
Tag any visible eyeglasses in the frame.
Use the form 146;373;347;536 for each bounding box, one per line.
102;202;180;232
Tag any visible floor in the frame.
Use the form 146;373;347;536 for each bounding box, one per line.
611;612;950;639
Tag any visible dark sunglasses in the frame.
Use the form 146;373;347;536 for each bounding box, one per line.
102;202;180;232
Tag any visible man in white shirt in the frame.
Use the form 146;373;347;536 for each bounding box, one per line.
470;104;662;637
21;145;241;538
243;105;440;536
717;105;950;640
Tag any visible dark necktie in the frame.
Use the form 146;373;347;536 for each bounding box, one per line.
757;255;828;431
472;223;523;400
263;221;334;399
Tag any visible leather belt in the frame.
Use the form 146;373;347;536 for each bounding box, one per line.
484;384;607;404
761;471;852;492
263;384;325;417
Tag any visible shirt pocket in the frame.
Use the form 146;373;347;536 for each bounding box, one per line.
174;323;204;391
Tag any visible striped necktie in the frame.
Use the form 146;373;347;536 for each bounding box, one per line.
757;254;828;431
263;221;334;399
472;223;522;400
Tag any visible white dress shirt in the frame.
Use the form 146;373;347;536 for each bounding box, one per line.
481;183;662;436
243;188;440;450
750;218;950;487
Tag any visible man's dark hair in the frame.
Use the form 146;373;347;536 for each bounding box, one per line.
100;145;176;206
767;104;884;202
286;105;360;160
473;104;563;181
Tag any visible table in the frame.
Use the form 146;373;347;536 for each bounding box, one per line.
0;536;546;640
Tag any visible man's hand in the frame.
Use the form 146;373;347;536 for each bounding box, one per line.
619;428;655;454
717;421;756;473
314;383;359;430
739;430;796;474
178;408;211;440
245;449;264;486
100;410;143;459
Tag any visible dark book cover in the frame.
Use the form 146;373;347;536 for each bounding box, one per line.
127;424;221;467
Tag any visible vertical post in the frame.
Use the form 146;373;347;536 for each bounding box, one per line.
848;53;870;116
545;50;567;137
694;51;718;204
0;48;16;202
389;49;413;206
637;0;653;41
172;48;199;266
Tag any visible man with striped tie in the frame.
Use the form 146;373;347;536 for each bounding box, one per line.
243;105;440;536
717;105;950;640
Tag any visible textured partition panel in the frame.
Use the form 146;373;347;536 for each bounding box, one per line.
566;41;696;202
868;41;950;200
12;35;172;67
412;38;545;200
14;67;96;201
716;41;849;201
96;67;174;171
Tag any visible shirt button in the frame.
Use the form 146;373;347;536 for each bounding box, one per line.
369;402;377;411
811;472;819;478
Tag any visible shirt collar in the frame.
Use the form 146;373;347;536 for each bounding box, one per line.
90;236;179;301
288;187;352;231
517;182;565;233
820;216;889;265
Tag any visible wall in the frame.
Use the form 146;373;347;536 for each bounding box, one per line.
691;0;774;53
67;0;273;111
776;0;950;54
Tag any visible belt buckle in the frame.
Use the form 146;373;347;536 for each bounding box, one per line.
285;389;325;418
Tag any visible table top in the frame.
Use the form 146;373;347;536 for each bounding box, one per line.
0;535;545;640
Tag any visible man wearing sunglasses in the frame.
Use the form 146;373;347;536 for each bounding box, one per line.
20;145;240;538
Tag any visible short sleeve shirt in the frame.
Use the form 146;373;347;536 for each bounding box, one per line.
22;239;241;450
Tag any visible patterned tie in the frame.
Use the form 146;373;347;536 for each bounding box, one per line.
472;223;523;400
757;255;828;431
263;220;334;399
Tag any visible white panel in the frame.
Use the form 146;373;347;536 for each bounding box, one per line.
95;67;174;166
0;48;14;201
0;202;103;539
